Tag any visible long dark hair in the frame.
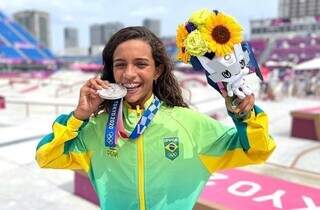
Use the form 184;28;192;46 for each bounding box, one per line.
96;26;188;113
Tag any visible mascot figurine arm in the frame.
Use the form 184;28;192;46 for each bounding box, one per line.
176;9;263;116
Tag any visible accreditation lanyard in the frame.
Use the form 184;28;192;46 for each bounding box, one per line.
104;96;161;148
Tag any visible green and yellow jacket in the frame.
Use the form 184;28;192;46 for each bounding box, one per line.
36;95;276;210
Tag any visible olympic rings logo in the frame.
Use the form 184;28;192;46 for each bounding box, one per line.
106;131;114;145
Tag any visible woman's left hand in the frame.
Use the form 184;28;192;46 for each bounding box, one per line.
222;89;255;114
236;94;255;114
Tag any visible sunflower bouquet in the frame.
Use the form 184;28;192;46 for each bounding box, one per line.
176;9;264;117
176;9;243;63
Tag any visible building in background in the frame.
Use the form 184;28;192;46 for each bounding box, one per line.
13;10;51;48
250;16;320;39
63;27;87;56
0;11;55;71
89;24;102;47
143;18;161;37
279;0;320;18
89;22;124;55
89;22;124;46
102;22;124;44
64;27;78;49
251;0;320;39
249;0;320;65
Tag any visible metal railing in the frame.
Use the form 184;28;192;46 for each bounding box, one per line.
5;97;76;117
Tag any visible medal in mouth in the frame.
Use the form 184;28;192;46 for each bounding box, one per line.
122;83;142;94
97;83;127;100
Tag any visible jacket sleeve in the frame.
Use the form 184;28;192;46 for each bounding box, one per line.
197;105;276;173
35;112;92;173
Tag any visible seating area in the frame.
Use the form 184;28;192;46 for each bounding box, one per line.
20;48;46;61
248;38;268;61
268;36;320;63
239;35;320;64
0;45;23;60
10;21;38;45
0;11;55;67
0;21;24;44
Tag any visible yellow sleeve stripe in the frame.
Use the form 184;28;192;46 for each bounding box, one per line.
68;114;85;131
245;111;276;153
35;113;91;172
37;151;92;172
199;106;276;173
199;147;274;173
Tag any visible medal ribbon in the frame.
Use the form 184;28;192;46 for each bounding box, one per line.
105;98;122;148
105;96;161;148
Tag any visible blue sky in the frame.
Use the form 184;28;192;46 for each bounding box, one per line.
0;0;278;53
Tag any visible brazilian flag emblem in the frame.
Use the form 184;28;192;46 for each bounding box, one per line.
163;137;179;160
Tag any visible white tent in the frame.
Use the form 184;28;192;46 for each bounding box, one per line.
175;62;193;69
265;60;294;68
293;57;320;71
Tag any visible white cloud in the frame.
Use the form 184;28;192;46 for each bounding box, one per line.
130;6;167;17
61;15;76;24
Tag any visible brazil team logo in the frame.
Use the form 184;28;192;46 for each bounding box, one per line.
163;137;179;161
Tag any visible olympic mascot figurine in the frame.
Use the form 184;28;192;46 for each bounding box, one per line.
176;9;263;117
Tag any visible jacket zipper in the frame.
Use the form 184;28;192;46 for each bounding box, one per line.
136;106;146;210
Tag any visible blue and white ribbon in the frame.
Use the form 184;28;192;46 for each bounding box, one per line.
105;96;161;148
105;98;122;148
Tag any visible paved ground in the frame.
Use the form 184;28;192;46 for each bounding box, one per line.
0;138;99;210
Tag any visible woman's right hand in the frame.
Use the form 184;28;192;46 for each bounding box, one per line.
73;77;110;120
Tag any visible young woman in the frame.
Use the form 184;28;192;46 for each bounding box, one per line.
36;26;276;210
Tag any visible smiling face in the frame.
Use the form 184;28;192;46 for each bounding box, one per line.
113;39;161;108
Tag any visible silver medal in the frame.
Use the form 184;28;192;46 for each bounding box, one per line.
97;83;127;100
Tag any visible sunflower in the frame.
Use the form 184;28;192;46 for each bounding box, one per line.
176;24;190;63
176;24;188;48
176;48;190;63
200;12;243;57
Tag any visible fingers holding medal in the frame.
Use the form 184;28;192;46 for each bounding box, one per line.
75;78;111;120
81;78;108;98
75;78;126;120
